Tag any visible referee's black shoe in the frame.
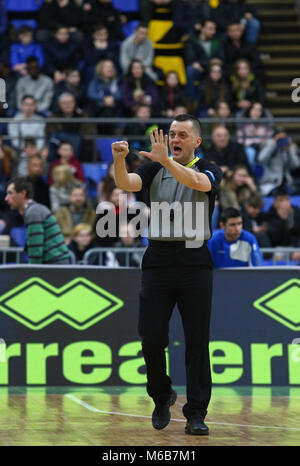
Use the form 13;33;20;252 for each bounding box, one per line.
185;416;209;435
152;389;177;430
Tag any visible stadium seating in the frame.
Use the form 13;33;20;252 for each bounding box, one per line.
10;225;26;248
96;137;119;163
5;0;43;11
82;162;108;200
112;0;139;12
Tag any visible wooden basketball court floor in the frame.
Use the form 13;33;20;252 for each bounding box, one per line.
1;386;300;446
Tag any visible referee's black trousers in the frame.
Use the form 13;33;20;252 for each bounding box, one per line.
138;242;213;420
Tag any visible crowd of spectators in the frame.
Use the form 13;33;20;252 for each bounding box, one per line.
0;0;300;265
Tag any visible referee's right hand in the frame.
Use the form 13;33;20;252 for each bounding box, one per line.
111;141;129;160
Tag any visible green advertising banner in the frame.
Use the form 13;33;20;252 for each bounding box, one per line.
0;266;300;386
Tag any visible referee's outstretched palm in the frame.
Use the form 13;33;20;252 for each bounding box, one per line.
140;129;169;165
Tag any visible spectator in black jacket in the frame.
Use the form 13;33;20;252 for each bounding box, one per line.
83;23;120;84
185;19;224;108
266;192;300;254
222;21;263;80
43;26;81;78
204;124;251;174
192;0;260;43
37;0;83;43
82;0;127;40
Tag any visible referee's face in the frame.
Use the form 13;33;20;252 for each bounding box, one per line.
169;121;202;165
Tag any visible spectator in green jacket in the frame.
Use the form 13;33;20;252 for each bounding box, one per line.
5;177;70;264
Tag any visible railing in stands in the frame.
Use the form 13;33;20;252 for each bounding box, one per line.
0;246;299;266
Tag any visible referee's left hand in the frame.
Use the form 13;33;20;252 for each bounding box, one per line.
139;129;169;165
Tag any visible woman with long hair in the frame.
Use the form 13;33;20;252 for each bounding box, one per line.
219;164;258;211
87;58;121;117
50;164;83;213
200;63;230;117
236;101;274;164
121;59;159;116
230;59;265;113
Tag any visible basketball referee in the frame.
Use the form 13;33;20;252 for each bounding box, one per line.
112;114;222;435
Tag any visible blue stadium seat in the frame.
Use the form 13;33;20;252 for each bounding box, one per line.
10;19;38;30
112;0;139;12
291;195;300;208
10;226;26;248
262;196;274;212
5;0;43;11
122;20;139;38
82;163;109;199
96;138;118;163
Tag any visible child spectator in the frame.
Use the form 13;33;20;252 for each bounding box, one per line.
50;164;83;212
68;223;97;263
10;26;44;76
48;140;85;185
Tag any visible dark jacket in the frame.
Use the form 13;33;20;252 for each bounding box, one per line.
185;33;224;68
204;141;251;172
38;0;82;30
83;36;119;68
68;240;98;263
82;0;124;40
26;176;50;208
222;36;263;79
44;38;81;74
266;205;300;247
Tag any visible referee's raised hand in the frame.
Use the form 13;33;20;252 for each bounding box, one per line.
111;140;129;160
140;129;169;165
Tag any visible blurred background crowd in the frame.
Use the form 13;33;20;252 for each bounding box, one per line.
0;0;300;265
